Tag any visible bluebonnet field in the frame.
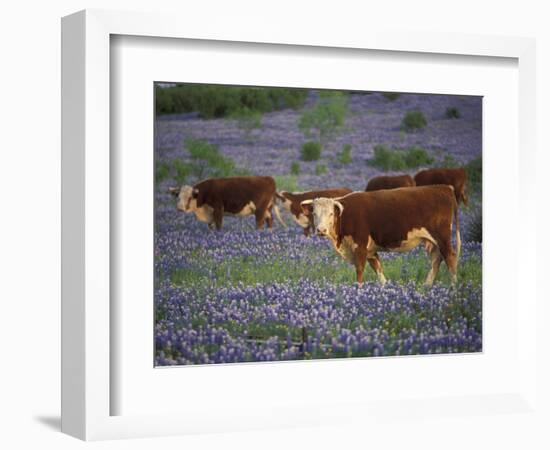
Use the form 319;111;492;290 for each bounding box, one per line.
155;88;482;365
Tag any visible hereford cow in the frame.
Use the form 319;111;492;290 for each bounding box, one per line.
275;188;352;236
301;185;461;285
365;174;415;192
169;176;285;230
414;168;468;205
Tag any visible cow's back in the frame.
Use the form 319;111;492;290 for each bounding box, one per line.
365;174;415;191
195;176;276;212
414;168;465;188
414;168;467;204
338;185;456;248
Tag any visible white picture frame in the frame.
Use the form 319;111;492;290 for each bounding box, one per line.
61;9;539;441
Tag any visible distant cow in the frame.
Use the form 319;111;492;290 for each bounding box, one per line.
414;168;468;205
169;176;285;230
301;185;461;285
365;174;415;192
275;188;352;236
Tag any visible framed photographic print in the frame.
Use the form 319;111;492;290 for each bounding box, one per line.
154;83;482;367
62;9;540;442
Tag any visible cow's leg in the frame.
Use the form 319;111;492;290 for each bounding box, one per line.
265;207;273;229
213;207;224;230
367;254;387;285
354;247;368;284
424;240;434;257
461;188;468;206
439;239;458;285
303;226;310;237
254;208;266;230
424;245;442;286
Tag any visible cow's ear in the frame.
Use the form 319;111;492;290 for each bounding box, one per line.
301;200;314;216
334;201;344;217
168;187;180;198
275;191;286;201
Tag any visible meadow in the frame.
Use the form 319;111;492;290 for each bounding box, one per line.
154;86;482;365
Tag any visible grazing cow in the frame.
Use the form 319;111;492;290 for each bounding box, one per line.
414;168;468;205
365;174;415;192
169;176;285;230
301;185;461;285
275;188;352;236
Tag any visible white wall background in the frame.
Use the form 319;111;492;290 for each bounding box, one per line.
0;1;548;449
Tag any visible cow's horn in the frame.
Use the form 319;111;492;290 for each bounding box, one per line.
334;201;344;215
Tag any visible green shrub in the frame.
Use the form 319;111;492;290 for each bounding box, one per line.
228;107;262;139
369;145;433;171
466;156;482;194
185;139;235;179
402;110;427;131
315;164;328;175
337;144;353;164
301;141;322;161
466;207;482;242
155;161;171;184
290;161;301;175
382;92;401;101
446;107;461;119
370;145;406;171
155;84;308;118
403;146;434;167
318;90;349;99
298;93;348;145
273;175;301;192
437;154;459;168
172;159;193;185
276;88;311;109
155;88;175;115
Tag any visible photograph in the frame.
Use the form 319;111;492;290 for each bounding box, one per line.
154;83;482;366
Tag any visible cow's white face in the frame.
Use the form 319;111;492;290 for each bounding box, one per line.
176;185;197;213
301;198;343;237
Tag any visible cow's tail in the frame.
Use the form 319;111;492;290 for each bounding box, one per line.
454;198;461;261
272;196;287;228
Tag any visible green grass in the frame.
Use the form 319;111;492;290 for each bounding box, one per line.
166;249;481;288
273;175;303;192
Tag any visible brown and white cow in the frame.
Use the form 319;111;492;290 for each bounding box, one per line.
275;188;352;236
365;174;415;192
301;185;461;285
169;176;285;230
414;168;468;205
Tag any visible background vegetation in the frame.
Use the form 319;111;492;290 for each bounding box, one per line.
155;84;309;118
